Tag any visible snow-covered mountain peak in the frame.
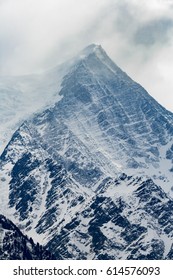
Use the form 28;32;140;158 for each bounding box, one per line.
79;44;102;57
1;45;173;260
68;44;130;86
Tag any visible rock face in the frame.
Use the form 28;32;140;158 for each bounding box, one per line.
0;214;53;260
0;44;173;259
45;175;173;260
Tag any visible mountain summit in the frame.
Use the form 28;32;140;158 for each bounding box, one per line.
79;44;103;56
0;45;173;259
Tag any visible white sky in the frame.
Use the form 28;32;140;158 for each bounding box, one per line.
0;0;173;112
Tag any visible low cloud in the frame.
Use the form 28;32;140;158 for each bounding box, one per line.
0;0;173;111
134;18;173;46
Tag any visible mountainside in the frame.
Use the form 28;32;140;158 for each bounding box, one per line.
0;44;173;259
53;44;173;191
0;214;54;260
46;175;173;260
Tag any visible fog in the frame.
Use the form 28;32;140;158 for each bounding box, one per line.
0;0;173;111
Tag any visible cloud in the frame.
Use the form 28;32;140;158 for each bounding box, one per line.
0;0;173;111
134;18;173;46
0;0;108;74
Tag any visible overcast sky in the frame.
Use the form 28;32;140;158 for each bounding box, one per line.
0;0;173;112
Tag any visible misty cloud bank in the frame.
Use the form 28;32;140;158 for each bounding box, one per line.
0;0;173;111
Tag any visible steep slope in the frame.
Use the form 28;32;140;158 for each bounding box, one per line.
0;214;54;260
0;44;173;259
54;44;173;191
46;174;173;260
0;114;103;244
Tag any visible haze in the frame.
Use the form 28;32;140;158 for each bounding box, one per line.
0;0;173;112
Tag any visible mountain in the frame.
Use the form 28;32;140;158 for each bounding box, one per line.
0;44;173;259
0;214;54;260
